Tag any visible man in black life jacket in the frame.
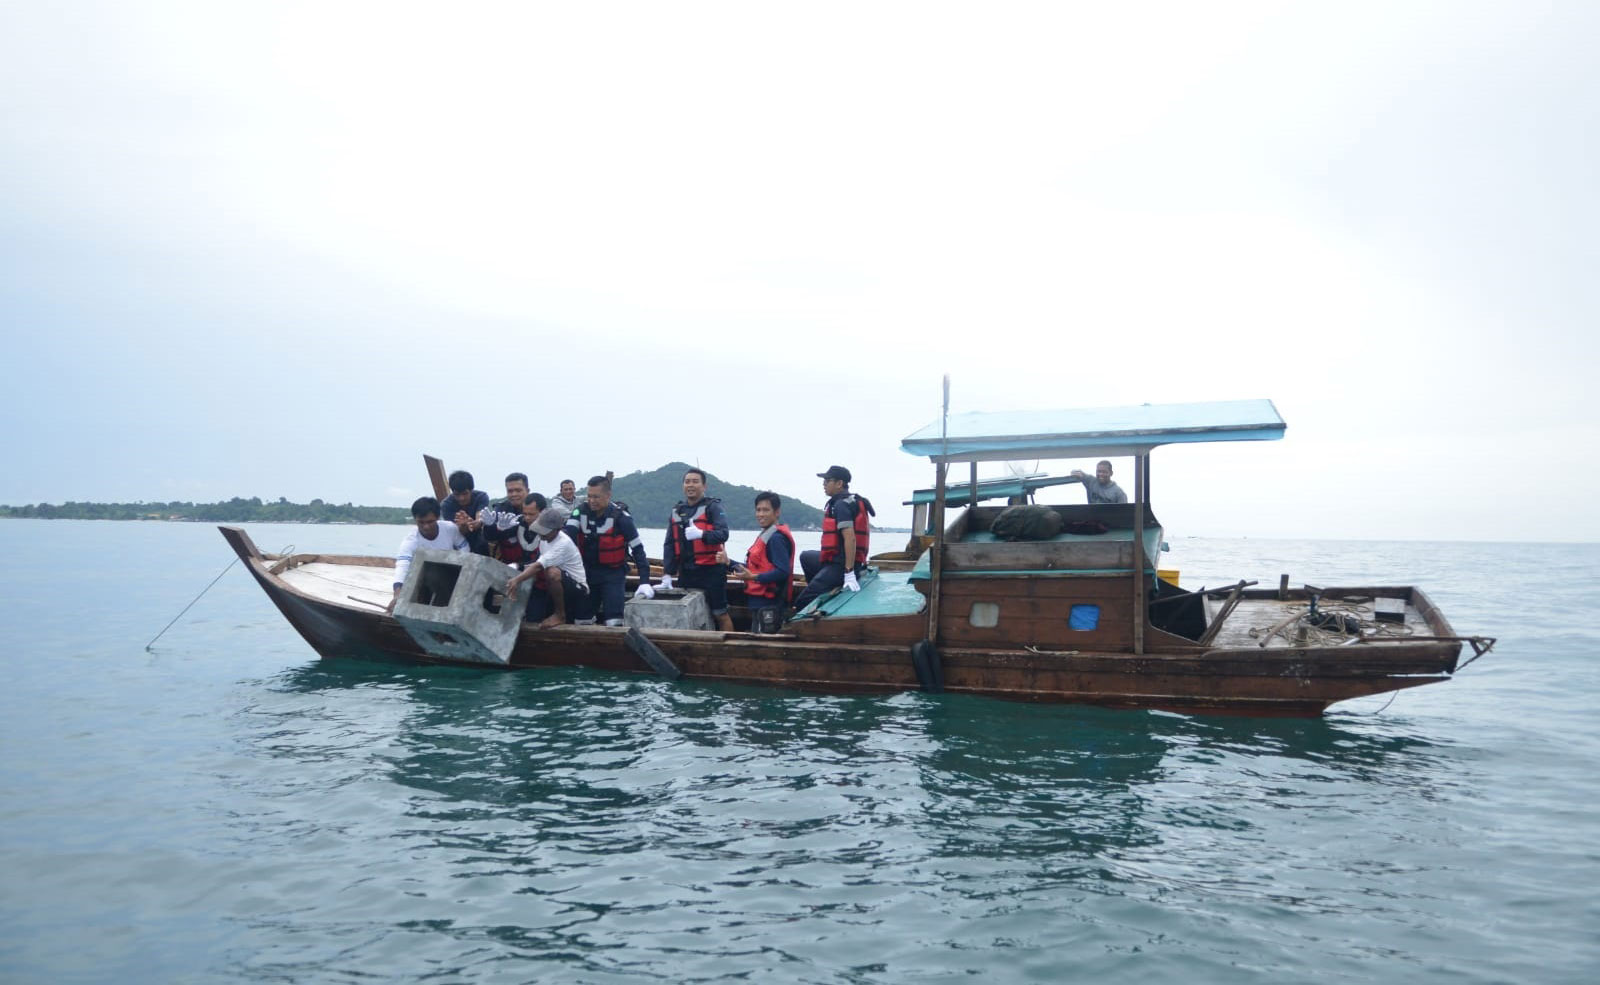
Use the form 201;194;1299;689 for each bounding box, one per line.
481;472;531;564
444;469;492;555
792;465;874;612
563;475;652;626
729;490;796;634
660;467;735;632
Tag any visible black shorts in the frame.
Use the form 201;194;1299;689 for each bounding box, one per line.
678;565;729;615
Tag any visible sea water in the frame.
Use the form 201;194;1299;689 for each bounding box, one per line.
1;519;1595;984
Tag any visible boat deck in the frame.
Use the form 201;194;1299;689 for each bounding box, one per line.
1204;593;1425;649
276;560;395;610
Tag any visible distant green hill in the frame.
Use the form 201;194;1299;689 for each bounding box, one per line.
611;462;827;531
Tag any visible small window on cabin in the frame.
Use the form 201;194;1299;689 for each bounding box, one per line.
969;602;1000;628
1069;604;1100;631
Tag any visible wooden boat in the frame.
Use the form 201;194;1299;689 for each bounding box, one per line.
221;398;1492;717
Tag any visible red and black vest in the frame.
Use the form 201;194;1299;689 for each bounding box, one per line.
743;524;796;601
819;493;873;568
670;500;723;567
573;504;629;568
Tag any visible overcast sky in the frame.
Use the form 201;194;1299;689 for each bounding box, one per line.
2;1;1595;541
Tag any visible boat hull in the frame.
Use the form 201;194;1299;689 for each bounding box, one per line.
224;527;1461;717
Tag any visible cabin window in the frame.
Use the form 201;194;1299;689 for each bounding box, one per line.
969;602;1000;628
1069;604;1100;631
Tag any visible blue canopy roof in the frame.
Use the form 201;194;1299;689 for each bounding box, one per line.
900;399;1285;463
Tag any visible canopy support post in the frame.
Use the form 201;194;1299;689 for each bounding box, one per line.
926;462;949;644
1132;452;1147;655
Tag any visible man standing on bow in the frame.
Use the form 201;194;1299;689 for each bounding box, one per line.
792;465;874;613
661;467;734;632
388;496;470;613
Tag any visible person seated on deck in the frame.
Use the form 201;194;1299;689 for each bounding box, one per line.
549;479;579;514
388;496;470;613
792;465;875;612
1070;460;1128;505
443;470;492;554
728;491;796;634
565;475;652;627
504;507;589;628
661;467;735;632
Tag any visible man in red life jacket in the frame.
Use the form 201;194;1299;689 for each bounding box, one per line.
792;465;874;612
564;475;652;626
729;491;796;634
660;467;735;632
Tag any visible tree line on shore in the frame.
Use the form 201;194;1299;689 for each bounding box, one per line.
0;462;848;530
0;497;409;524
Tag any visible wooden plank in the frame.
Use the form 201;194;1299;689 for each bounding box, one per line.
936;575;1133;602
624;627;682;679
423;455;449;501
945;540;1134;571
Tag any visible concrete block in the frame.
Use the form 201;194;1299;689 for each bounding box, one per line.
625;588;714;631
393;548;522;664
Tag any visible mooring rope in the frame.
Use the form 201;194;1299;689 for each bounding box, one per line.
145;544;293;651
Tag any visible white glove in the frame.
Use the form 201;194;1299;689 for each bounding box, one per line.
659;574;674;591
843;571;861;592
685;526;704;541
481;507;517;530
633;583;655;599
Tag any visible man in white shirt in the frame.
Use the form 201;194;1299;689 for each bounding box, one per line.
388;496;470;612
505;507;590;628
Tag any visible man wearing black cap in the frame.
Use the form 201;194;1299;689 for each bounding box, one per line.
792;465;874;612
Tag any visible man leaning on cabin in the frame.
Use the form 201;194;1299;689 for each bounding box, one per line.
565;475;652;627
661;467;735;632
444;470;492;554
792;465;875;612
504;507;590;628
1070;460;1128;505
728;490;796;634
388;496;470;613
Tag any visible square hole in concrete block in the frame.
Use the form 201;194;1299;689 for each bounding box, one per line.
413;561;462;606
